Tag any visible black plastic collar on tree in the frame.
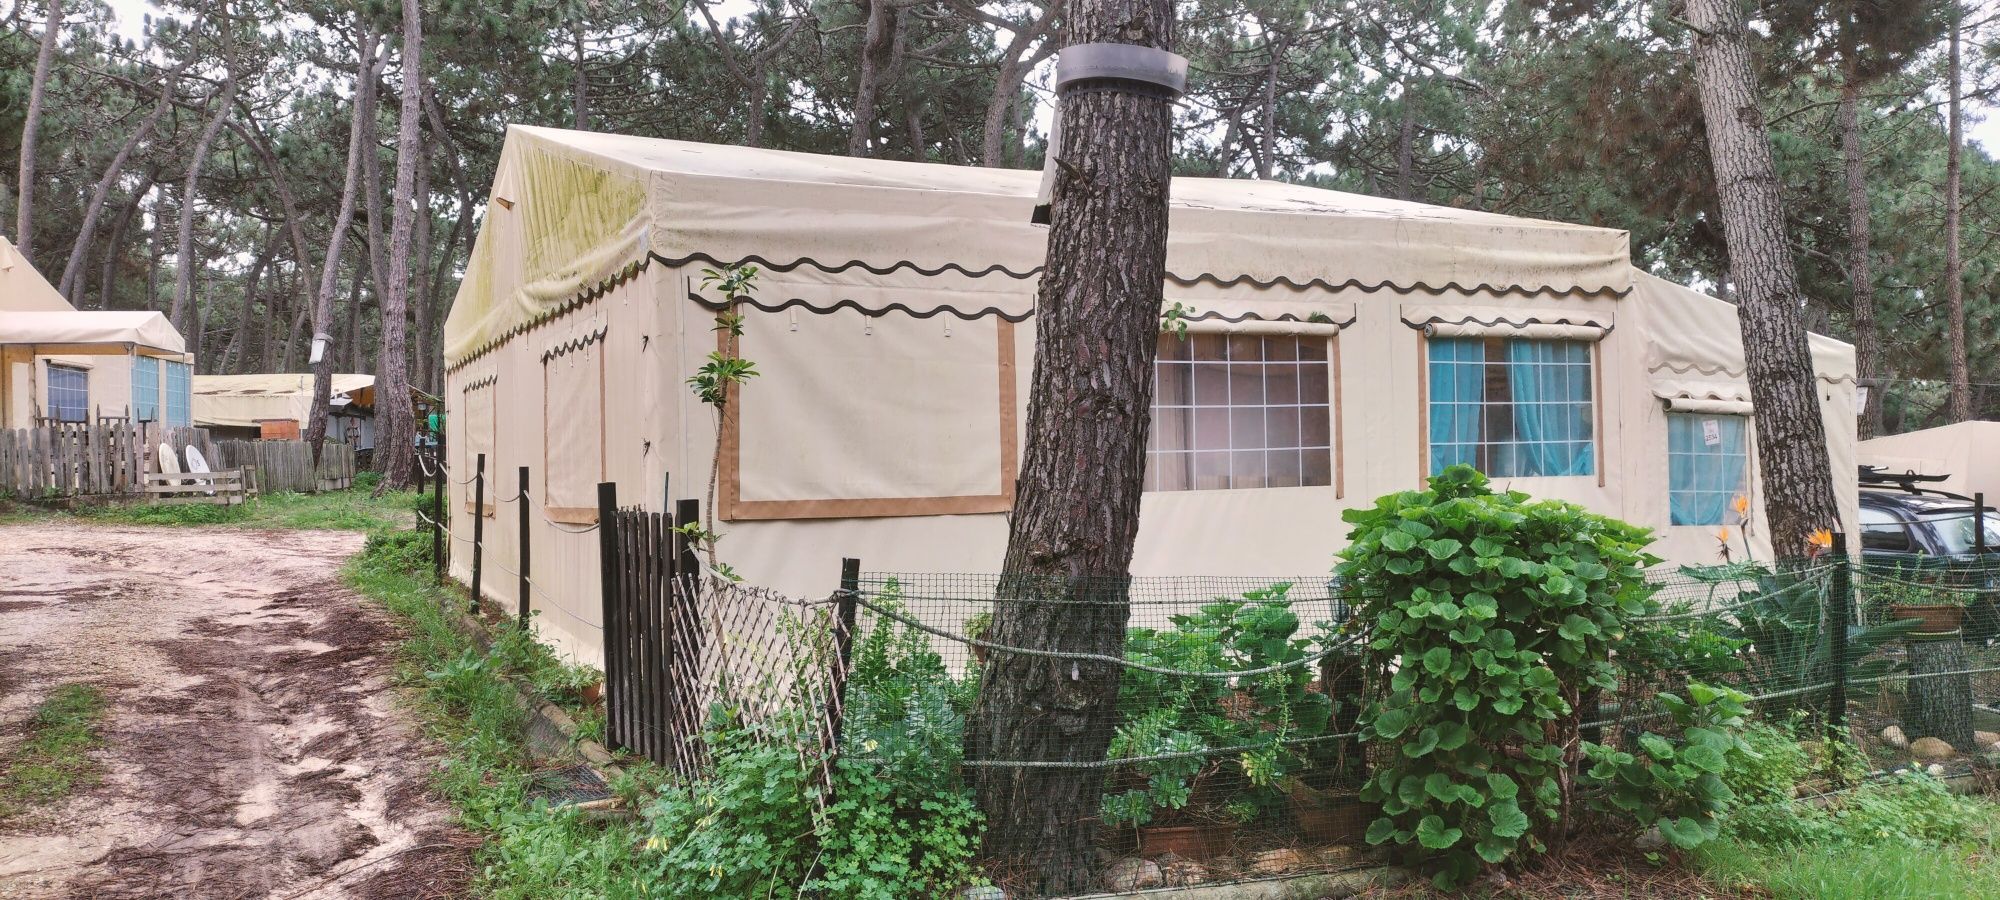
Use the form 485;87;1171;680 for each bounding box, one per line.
1032;43;1190;224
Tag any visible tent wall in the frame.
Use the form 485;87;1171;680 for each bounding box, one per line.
1859;421;2000;500
447;264;676;664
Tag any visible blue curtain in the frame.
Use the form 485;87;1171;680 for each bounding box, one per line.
1669;414;1748;525
1505;340;1592;476
1428;339;1484;473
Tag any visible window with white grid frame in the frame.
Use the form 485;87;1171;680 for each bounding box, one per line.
1668;413;1749;526
1427;337;1594;477
164;360;192;427
47;365;88;423
131;356;160;421
1147;333;1334;491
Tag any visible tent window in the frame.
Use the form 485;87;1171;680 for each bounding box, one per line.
542;337;605;520
164;360;192;427
1667;413;1749;526
131;357;160;421
1428;337;1593;477
47;365;88;423
1147;334;1333;491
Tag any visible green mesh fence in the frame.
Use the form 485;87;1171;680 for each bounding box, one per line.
660;553;2000;898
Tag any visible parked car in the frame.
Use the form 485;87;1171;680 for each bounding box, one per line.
1858;466;2000;640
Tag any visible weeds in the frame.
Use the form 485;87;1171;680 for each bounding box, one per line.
344;530;657;899
0;683;108;820
6;487;419;532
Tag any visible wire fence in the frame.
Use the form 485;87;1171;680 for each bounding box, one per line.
601;550;2000;898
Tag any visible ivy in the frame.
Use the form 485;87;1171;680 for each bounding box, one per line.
1338;465;1659;888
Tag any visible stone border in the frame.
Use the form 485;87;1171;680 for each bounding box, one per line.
1065;865;1403;900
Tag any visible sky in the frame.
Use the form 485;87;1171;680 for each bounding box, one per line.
95;0;2000;160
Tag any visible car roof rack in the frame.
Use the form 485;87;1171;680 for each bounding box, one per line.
1860;465;1980;503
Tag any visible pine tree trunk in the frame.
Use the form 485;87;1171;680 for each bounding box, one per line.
412;138;434;397
1396;95;1415;200
1907;639;1973;750
169;65;238;336
59;84;172;299
1685;0;1841;556
373;0;424;490
1841;73;1884;439
1257;35;1282;180
967;0;1176;892
1946;10;1970;422
14;0;62;261
308;29;381;465
97;169;156;310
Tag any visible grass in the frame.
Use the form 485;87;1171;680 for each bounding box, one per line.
343;530;662;899
1;485;423;532
0;683;109;820
1698;835;2000;899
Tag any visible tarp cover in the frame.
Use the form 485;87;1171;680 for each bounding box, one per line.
193;373;376;428
445;126;1635;365
1629;272;1855;404
1859;421;2000;500
0;310;186;355
0;236;74;312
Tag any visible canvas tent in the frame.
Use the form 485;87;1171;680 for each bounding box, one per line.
193;373;377;447
1;235;192;428
442;126;1859;665
1858;421;2000;500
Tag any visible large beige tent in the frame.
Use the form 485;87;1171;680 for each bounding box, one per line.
1858;421;2000;499
1;235;192;428
193;373;377;446
442;126;1859;664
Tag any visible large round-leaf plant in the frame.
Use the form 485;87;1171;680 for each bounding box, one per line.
1337;465;1658;888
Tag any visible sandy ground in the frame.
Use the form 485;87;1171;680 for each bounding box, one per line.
0;524;474;900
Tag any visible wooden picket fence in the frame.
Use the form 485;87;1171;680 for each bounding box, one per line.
0;421;150;498
213;440;356;493
0;422;356;500
144;469;250;506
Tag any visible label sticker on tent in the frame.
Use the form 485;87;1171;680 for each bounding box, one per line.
1702;419;1721;447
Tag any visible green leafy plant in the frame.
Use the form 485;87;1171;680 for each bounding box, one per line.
1099;583;1339;829
1338;465;1659;888
806;758;985;900
1710;565;1919;716
641;706;819;897
1579;682;1753;850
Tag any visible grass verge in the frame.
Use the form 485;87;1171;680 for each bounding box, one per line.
0;683;108;820
1698;835;2000;899
344;529;659;899
1;486;423;531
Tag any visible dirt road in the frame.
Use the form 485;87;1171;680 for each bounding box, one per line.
0;524;472;899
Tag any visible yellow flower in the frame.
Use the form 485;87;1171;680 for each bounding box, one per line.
863;739;880;753
1808;529;1834;550
1716;526;1733;543
645;836;668;852
1732;494;1751;516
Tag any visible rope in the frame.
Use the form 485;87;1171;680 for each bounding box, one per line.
847;593;1365;678
850;583;1364;608
960;729;1365;769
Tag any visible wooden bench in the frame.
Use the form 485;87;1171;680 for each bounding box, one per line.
144;468;250;506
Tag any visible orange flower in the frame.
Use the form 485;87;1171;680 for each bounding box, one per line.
1807;529;1834;555
1732;494;1751;517
1716;526;1733;543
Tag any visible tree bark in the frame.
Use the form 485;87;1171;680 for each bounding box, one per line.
221;231;275;374
1840;69;1884;439
373;0;424;490
308;29;383;465
1257;32;1284;179
1946;8;1970;422
572;18;588;130
1907;638;1974;749
848;0;907;157
968;0;1062;167
966;0;1176;891
14;0;62;261
96;168;156;309
58;74;175;299
1396;93;1415;200
412;136;434;396
168;44;239;336
1685;0;1841;557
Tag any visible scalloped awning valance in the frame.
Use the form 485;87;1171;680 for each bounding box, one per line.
445;127;1635;365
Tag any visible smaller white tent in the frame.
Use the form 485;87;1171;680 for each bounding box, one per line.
1858;421;2000;500
1;236;192;427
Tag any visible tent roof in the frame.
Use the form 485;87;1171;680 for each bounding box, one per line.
193;373;375;399
0;235;77;312
1629;272;1855;397
446;126;1635;364
1858;421;2000;500
0;309;185;356
192;373;376;429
